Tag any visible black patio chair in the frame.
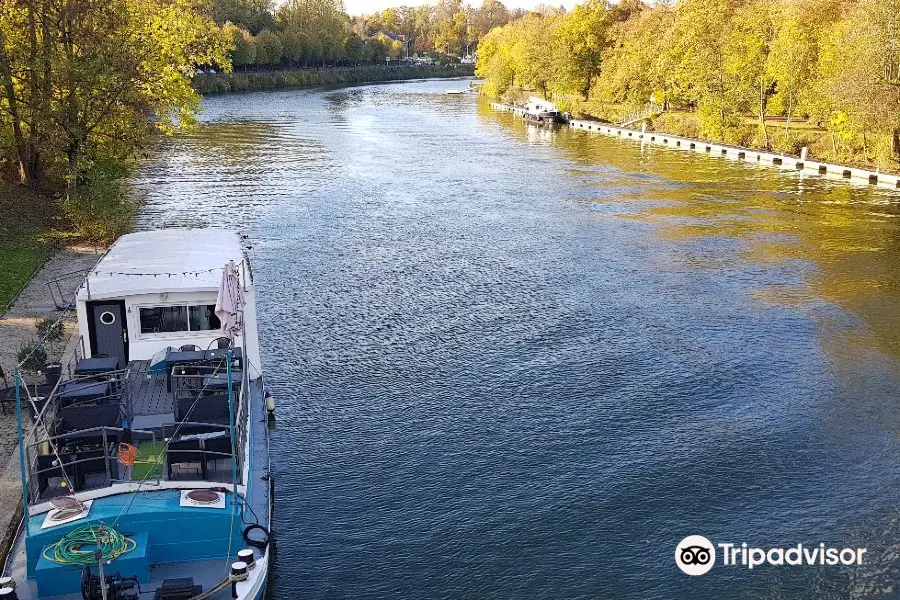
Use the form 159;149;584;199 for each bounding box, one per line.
203;434;234;483
36;453;77;497
166;438;204;480
208;337;233;350
179;344;201;352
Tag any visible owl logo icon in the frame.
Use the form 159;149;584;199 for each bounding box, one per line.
676;535;716;575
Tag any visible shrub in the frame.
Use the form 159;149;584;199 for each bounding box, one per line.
35;317;65;343
17;339;47;373
62;160;137;245
725;124;755;147
653;112;701;139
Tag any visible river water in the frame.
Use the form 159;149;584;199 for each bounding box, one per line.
133;79;899;599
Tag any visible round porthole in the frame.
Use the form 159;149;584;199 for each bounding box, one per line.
100;311;116;325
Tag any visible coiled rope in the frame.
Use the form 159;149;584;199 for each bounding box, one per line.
42;525;136;565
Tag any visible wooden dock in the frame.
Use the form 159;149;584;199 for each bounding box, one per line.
567;119;900;191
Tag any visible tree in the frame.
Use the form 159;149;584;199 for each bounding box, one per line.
255;28;283;66
552;0;613;99
343;34;364;65
767;0;817;135
665;0;743;139
278;26;304;66
211;0;274;34
433;0;467;55
597;3;674;107
726;0;777;147
227;23;257;69
474;0;510;39
0;0;232;190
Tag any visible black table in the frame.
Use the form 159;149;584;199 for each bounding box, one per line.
58;381;112;405
204;347;243;365
74;356;120;376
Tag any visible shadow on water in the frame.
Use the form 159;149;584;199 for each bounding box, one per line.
134;80;898;600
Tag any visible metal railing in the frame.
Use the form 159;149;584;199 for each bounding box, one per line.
619;103;665;127
17;347;250;507
26;426;158;502
45;268;92;310
169;356;246;485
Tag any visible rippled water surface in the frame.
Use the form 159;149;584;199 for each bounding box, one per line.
134;79;899;599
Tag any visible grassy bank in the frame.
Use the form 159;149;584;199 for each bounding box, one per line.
0;185;56;311
194;64;475;94
0;164;136;311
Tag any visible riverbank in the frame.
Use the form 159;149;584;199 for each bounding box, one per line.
194;64;475;95
490;102;900;191
0;245;101;568
0;186;58;312
490;89;900;177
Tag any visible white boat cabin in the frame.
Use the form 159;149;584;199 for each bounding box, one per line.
75;229;261;371
525;96;558;115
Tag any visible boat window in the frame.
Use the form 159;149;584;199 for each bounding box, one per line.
140;306;188;333
139;304;222;335
189;304;221;331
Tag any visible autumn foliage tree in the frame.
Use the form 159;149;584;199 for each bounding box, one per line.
477;0;900;169
0;0;231;192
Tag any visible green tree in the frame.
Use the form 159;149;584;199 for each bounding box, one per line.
227;23;257;69
597;3;674;107
726;0;777;147
552;0;612;99
255;28;283;66
211;0;274;33
0;0;231;189
343;34;365;65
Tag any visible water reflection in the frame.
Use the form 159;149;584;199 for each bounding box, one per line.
134;80;898;600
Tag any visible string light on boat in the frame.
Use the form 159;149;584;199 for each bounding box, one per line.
93;267;221;277
91;261;245;279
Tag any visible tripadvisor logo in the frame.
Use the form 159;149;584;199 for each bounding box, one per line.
675;536;867;575
675;535;716;575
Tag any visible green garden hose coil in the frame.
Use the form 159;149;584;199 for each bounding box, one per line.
42;525;136;565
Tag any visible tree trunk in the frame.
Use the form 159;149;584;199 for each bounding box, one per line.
759;77;770;151
785;68;794;136
892;128;900;158
0;31;35;185
0;14;46;185
66;144;80;203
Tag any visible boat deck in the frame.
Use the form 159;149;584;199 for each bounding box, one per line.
127;359;173;417
4;378;272;600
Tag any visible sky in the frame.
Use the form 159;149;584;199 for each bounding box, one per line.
342;0;580;16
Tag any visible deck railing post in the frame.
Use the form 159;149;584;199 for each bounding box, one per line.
15;368;31;536
103;427;111;482
226;351;239;493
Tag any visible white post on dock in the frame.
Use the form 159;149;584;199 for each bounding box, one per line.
641;122;647;137
800;146;808;162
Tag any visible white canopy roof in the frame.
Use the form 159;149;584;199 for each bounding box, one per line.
77;229;245;300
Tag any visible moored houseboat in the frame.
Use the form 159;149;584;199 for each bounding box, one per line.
523;96;567;125
3;229;272;600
